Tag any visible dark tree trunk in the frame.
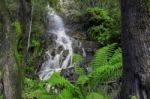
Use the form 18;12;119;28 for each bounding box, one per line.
120;0;150;99
0;0;22;98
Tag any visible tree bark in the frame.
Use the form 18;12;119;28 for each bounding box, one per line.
120;0;150;99
0;0;22;98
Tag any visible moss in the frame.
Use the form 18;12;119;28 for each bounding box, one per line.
147;0;150;15
12;20;23;65
130;96;137;99
15;50;23;65
0;96;3;99
73;54;83;65
12;20;22;36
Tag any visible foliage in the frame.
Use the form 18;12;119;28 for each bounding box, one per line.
90;44;122;84
31;39;40;47
73;54;83;66
76;0;120;10
49;0;59;10
23;77;50;98
48;72;74;89
24;43;122;99
22;0;122;99
91;43;117;69
12;20;22;36
75;66;85;76
25;0;47;76
32;0;49;18
84;7;120;45
91;62;122;83
147;0;150;14
48;72;84;99
15;49;23;65
77;75;89;85
131;96;137;99
86;92;104;99
13;20;23;67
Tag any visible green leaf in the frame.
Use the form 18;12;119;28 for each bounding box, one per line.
91;43;117;69
77;75;89;85
86;92;104;99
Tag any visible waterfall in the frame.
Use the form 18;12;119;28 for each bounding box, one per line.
82;48;86;57
38;5;73;80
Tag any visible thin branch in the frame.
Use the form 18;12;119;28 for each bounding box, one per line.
27;2;34;51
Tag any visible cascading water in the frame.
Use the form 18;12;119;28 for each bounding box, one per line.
38;5;73;80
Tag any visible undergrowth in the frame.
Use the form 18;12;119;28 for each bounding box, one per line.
24;44;122;99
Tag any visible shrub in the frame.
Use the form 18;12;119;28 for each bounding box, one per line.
84;7;120;45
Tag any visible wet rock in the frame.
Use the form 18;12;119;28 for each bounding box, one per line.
82;41;100;55
62;37;68;44
61;67;78;83
62;50;69;58
51;50;56;57
56;46;64;54
71;31;87;40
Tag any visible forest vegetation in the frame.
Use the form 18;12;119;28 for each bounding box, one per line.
0;0;149;99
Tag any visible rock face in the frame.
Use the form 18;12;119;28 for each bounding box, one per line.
59;0;100;65
58;0;100;69
59;0;79;17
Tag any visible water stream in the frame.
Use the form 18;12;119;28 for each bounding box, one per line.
38;5;73;80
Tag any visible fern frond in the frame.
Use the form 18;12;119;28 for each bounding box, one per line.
48;72;74;90
75;66;86;76
91;43;117;69
108;48;122;65
58;89;73;99
48;72;84;99
77;75;89;85
90;62;122;84
86;92;104;99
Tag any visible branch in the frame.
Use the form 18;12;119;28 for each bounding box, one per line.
27;2;34;51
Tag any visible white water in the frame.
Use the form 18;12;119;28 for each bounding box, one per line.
82;48;86;57
38;5;73;80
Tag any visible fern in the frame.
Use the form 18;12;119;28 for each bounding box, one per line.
90;44;122;85
91;63;122;83
48;72;74;90
58;89;73;99
48;72;84;99
77;75;89;85
23;78;51;98
24;44;122;99
86;92;104;99
75;66;86;76
108;48;122;65
91;43;117;69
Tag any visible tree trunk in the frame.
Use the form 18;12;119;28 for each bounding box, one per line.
0;0;22;98
120;0;150;99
